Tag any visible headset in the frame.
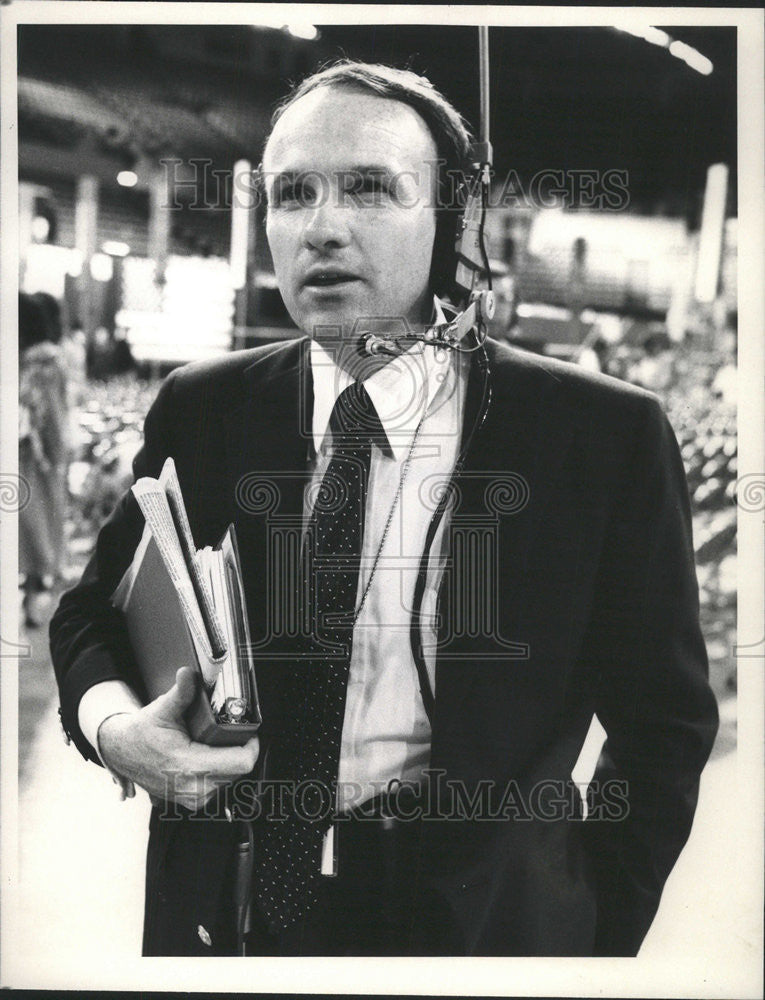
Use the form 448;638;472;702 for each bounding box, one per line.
361;26;495;361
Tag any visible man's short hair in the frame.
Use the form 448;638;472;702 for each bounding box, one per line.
266;60;474;299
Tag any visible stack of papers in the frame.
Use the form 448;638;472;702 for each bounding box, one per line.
111;457;261;745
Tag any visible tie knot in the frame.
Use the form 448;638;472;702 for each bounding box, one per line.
329;382;386;448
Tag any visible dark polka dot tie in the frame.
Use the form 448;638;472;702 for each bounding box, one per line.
253;382;384;932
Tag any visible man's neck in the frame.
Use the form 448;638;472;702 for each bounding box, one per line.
310;329;453;461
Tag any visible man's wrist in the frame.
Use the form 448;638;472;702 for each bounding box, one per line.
95;712;138;800
96;711;132;768
78;679;142;766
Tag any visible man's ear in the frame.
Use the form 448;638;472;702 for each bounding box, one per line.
253;161;267;209
429;161;471;302
430;204;460;301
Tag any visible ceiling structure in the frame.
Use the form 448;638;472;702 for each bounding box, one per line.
17;22;736;223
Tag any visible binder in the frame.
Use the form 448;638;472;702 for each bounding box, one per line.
111;461;261;746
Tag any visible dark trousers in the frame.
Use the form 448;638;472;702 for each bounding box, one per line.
244;813;459;956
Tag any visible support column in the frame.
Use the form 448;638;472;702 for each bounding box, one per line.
74;174;99;338
694;163;729;304
230;158;253;349
148;165;171;286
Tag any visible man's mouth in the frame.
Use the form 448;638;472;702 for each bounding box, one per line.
302;270;361;288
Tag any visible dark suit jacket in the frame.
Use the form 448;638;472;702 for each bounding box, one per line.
50;336;718;957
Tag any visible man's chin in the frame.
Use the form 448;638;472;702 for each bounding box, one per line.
300;307;359;340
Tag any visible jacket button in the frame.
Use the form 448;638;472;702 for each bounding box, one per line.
197;925;212;947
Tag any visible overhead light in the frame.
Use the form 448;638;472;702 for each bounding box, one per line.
615;25;713;74
117;170;138;187
669;40;714;76
250;16;318;40
615;24;670;48
642;27;671;48
286;22;318;41
102;240;131;257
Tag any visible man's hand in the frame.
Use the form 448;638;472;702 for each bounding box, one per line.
97;666;260;812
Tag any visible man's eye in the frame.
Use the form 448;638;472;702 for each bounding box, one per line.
345;175;390;205
273;181;317;207
360;176;388;195
274;184;299;206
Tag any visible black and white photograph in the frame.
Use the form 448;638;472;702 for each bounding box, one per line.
1;4;762;996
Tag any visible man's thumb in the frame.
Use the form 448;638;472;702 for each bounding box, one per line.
154;666;198;722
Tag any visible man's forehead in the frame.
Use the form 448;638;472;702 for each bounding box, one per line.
262;85;437;172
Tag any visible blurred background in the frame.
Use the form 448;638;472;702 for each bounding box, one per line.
14;19;741;975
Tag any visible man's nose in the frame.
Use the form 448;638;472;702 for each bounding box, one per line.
302;198;351;251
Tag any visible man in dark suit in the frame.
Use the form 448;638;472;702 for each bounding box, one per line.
50;61;718;958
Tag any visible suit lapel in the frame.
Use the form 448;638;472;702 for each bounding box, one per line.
222;337;313;519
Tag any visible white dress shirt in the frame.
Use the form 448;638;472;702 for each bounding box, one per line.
308;331;466;809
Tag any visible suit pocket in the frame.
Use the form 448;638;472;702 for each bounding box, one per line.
143;811;238;956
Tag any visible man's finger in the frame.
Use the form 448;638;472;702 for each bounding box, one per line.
182;736;260;778
112;771;136;801
149;667;198;726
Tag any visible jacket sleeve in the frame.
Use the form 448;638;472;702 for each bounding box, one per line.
580;393;719;956
49;371;179;764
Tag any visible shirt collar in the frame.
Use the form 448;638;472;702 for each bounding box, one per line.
310;296;451;462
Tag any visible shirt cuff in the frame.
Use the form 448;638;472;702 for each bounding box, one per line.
78;679;143;766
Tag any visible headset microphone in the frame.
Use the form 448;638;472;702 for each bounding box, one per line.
362;334;409;357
